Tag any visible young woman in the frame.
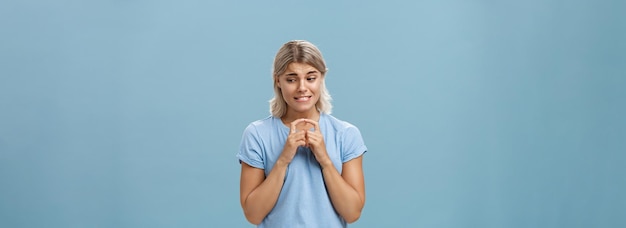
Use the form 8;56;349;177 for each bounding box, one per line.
237;40;367;227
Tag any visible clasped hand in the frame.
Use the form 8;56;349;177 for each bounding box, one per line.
281;118;328;164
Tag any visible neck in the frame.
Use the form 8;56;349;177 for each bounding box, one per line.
281;110;320;124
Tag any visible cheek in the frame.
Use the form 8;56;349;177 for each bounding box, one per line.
311;82;322;93
279;85;292;99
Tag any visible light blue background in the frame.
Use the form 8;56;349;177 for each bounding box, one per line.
1;0;625;227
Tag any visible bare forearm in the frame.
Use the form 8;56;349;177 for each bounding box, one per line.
243;161;288;224
321;162;364;223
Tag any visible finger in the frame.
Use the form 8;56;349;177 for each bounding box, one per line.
304;119;320;132
295;119;314;133
307;133;319;143
290;119;304;133
297;130;307;139
290;131;305;141
296;136;308;147
290;118;308;133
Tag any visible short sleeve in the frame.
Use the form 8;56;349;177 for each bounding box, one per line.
341;125;368;163
236;124;265;169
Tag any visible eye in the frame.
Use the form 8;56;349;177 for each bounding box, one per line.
286;78;296;83
307;77;316;81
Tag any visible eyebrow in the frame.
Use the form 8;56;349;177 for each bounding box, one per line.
284;70;319;76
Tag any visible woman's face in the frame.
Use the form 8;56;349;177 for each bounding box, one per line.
276;62;322;115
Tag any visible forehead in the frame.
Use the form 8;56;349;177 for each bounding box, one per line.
284;62;318;74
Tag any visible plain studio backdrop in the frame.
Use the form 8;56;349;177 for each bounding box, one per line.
1;0;624;227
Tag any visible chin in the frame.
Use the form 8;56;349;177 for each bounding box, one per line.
291;105;316;113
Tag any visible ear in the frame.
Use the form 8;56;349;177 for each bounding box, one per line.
275;77;281;88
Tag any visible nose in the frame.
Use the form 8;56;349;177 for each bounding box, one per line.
298;80;307;92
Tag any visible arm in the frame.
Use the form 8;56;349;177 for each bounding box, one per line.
239;119;308;225
304;120;366;223
320;156;366;223
239;160;288;225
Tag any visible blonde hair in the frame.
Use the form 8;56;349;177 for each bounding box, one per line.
269;40;332;117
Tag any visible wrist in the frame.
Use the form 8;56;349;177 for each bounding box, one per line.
275;157;290;168
318;158;334;170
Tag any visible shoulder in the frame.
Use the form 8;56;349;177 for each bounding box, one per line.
248;116;276;128
248;115;274;127
243;115;279;134
322;114;360;133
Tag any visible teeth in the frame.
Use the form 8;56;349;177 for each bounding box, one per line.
296;96;310;101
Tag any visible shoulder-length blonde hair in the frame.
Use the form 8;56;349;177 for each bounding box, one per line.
269;40;332;117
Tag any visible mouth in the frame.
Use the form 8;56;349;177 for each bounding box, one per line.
294;96;312;102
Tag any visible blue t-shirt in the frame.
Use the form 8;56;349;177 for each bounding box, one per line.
237;113;367;228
